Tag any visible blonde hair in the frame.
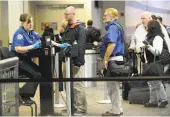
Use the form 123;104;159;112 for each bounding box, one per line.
20;13;32;25
42;22;50;29
105;8;119;20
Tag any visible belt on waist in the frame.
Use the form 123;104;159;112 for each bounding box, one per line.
110;54;123;57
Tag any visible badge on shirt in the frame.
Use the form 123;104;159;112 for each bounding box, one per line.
17;34;23;40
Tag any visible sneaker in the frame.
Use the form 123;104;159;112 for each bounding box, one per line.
105;111;123;116
144;102;158;107
74;111;86;116
159;101;168;108
102;112;120;116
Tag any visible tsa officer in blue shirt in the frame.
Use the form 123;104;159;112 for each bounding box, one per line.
100;8;125;116
11;13;69;104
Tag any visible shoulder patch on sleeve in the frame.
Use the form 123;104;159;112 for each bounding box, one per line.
17;34;23;40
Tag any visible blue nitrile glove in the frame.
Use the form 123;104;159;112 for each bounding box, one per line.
33;41;41;49
59;43;70;49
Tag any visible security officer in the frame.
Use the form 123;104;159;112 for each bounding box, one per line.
11;13;69;104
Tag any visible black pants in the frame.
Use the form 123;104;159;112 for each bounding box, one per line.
19;59;41;97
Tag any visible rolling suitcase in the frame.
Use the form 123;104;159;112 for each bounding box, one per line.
128;87;149;104
128;80;149;104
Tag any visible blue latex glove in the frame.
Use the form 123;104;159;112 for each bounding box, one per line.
59;43;70;49
33;42;41;49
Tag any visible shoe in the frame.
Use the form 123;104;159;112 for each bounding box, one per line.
102;111;121;116
120;112;123;115
159;101;168;108
74;111;86;116
144;102;158;107
20;96;34;104
106;111;123;115
61;109;67;113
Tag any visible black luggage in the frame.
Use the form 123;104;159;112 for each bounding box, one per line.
128;87;149;104
128;80;149;104
122;81;131;100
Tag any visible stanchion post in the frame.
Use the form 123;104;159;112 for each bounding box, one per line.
65;57;72;116
54;52;65;108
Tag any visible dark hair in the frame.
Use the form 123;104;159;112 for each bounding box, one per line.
87;19;93;26
146;20;164;41
151;15;157;20
157;16;163;22
20;13;32;24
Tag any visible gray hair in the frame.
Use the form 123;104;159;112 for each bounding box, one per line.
141;11;152;19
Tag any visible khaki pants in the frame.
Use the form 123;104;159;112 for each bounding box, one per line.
105;56;123;114
107;81;123;114
63;63;87;112
137;54;142;74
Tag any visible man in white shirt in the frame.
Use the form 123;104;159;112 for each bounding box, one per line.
129;12;151;53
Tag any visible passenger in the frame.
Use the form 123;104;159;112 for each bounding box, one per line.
143;20;168;108
129;11;170;74
10;13;69;104
86;19;101;43
42;22;54;40
100;8;124;116
61;6;87;115
151;15;157;21
157;16;167;28
129;12;150;53
157;16;170;37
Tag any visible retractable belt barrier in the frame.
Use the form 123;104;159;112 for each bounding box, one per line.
0;76;169;82
0;57;19;116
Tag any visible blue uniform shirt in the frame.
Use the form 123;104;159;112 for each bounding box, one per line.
100;20;125;58
11;26;41;52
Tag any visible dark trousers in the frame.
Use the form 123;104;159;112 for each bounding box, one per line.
19;59;41;97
